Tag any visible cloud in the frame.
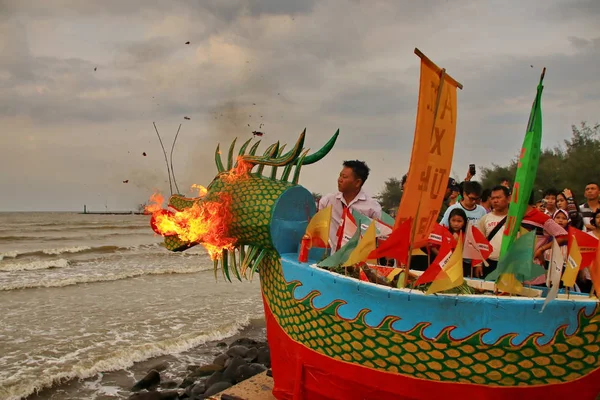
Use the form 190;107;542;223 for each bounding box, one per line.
1;0;599;210
548;0;600;20
568;36;592;49
115;37;181;67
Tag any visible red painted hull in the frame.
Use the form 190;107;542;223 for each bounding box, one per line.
263;295;600;400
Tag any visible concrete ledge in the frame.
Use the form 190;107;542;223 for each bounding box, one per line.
209;371;276;400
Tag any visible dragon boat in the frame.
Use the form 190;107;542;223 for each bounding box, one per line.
148;50;600;399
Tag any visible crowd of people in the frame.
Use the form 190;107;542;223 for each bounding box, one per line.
318;160;600;293
437;172;599;292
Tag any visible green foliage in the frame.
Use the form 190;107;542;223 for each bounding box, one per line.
312;192;322;204
375;178;403;213
481;122;600;200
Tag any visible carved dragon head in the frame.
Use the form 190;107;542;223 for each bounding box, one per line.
149;129;339;281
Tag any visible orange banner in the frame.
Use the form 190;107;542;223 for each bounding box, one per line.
394;51;461;247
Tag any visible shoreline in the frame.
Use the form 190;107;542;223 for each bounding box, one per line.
25;319;268;400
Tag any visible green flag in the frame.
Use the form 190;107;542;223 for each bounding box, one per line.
380;211;395;227
317;226;361;267
352;209;370;233
485;230;546;285
499;69;546;258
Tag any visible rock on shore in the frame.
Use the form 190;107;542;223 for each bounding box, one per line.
127;338;271;400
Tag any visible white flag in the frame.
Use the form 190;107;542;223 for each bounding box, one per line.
541;238;564;312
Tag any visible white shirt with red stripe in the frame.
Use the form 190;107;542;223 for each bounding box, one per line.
319;190;382;252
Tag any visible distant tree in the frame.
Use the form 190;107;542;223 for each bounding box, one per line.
312;192;322;206
561;122;600;192
375;178;403;213
481;122;600;199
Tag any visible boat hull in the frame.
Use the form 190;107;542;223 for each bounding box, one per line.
259;254;600;400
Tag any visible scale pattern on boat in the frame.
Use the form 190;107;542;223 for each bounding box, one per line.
260;257;600;386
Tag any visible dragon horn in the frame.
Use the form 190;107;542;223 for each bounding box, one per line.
240;129;305;167
302;129;339;165
257;142;279;175
292;149;310;184
215;144;225;173
227;138;238;171
270;144;287;179
238;138;253;156
248;140;261;156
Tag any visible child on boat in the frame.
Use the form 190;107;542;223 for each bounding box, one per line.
446;208;474;277
447;208;468;241
555;189;584;230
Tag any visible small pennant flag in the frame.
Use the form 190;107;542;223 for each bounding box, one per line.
485;230;545;295
542;238;564;312
426;237;465;294
428;223;457;248
568;226;598;268
463;222;493;266
590;236;600;296
415;238;453;286
318;226;360;267
562;235;582;287
305;205;332;248
367;218;412;265
344;222;377;266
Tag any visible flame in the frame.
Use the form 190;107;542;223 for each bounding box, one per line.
145;193;165;214
150;194;236;259
222;157;252;183
147;157;252;260
190;184;208;197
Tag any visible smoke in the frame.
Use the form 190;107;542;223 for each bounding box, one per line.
183;100;259;189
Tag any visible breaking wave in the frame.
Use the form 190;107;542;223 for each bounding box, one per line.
0;259;70;272
0;317;256;400
0;264;213;291
0;244;163;261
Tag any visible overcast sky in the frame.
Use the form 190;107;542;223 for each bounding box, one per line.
0;0;599;211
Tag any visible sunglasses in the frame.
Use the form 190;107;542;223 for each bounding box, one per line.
467;195;480;201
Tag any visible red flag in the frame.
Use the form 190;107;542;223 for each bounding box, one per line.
367;218;412;265
568;227;598;269
359;268;369;282
415;238;453;285
428;223;457;248
463;223;493;266
336;207;353;250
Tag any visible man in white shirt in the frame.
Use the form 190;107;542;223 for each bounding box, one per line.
580;182;600;231
319;160;382;251
440;181;487;227
475;185;510;277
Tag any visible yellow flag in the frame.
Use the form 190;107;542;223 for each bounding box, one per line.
343;222;377;266
496;273;524;295
562;235;582;287
426;237;464;294
305;205;332;248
